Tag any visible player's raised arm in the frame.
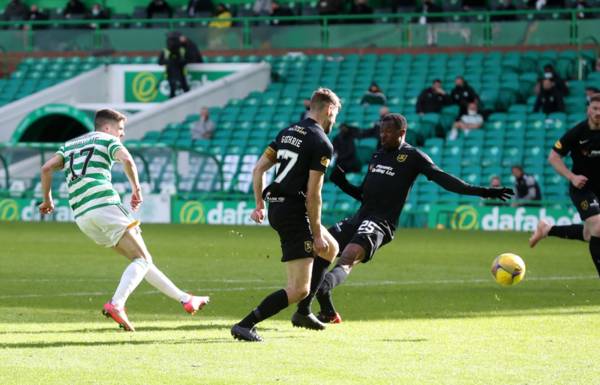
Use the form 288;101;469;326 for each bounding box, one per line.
39;154;65;215
419;151;513;201
306;169;327;254
329;165;363;202
114;147;143;211
251;149;276;223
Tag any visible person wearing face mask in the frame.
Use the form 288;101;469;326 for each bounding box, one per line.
448;101;483;140
534;78;565;115
536;64;569;96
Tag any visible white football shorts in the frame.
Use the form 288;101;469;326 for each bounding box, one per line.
75;204;140;247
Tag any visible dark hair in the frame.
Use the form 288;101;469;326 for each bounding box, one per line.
433;79;441;84
380;113;407;131
94;109;126;130
511;165;523;172
590;94;600;103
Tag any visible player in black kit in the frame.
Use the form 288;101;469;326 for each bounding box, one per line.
231;88;342;342
529;95;600;276
297;113;514;323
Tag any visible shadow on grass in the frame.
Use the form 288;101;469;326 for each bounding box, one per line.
0;323;281;335
0;337;236;349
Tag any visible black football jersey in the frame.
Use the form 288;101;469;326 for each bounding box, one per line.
553;120;600;192
357;142;443;226
265;118;333;200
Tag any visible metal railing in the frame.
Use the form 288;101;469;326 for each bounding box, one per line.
0;142;225;198
0;8;598;51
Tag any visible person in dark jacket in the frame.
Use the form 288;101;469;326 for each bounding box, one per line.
450;76;479;115
64;0;87;19
158;32;189;98
4;0;28;20
187;0;214;15
270;0;295;26
333;123;361;173
512;165;541;206
533;78;565;115
180;34;203;63
349;0;373;23
27;4;49;29
416;79;452;114
147;0;173;18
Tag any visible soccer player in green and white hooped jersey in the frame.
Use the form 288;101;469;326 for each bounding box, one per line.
39;108;209;331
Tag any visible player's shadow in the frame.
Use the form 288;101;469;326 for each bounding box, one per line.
381;338;427;343
0;324;279;335
0;337;236;349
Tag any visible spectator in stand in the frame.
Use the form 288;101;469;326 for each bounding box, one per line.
536;64;569;96
492;0;517;21
87;3;110;29
527;0;565;9
416;79;452;114
180;34;203;63
512;165;542;206
349;0;373;23
462;0;488;10
4;0;28;20
64;0;87;19
586;87;600;105
187;0;214;16
253;0;272;16
417;0;443;24
191;107;216;140
534;78;565;115
357;106;390;149
451;76;479;115
147;0;173;18
209;3;232;28
390;0;416;12
490;175;502;188
360;82;387;105
270;0;295;26
575;0;589;19
159;32;189;98
299;99;311;121
27;4;49;28
318;0;344;17
448;101;484;140
333;123;361;173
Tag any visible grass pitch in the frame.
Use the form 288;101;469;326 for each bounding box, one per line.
1;222;599;384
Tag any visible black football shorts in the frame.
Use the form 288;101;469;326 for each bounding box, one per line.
268;201;314;262
328;215;394;263
569;186;600;221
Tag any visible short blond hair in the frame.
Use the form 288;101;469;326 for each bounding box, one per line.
94;109;127;130
310;87;342;112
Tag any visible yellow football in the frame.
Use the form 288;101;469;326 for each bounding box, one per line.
491;253;526;286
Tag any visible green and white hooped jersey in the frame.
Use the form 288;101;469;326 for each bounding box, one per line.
56;131;124;219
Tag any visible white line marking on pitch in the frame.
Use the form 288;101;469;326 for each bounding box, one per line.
0;275;596;300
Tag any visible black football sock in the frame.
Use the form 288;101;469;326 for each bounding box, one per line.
316;265;349;314
238;289;289;328
297;257;331;315
548;224;585;241
589;237;600;277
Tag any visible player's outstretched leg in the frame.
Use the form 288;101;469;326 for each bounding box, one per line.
530;220;586;248
145;265;210;315
315;243;365;323
315;265;347;324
